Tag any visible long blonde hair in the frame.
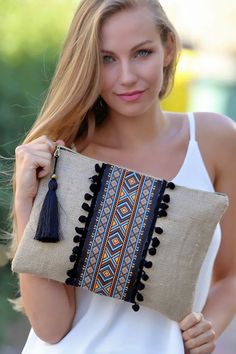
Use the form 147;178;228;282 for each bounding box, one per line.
9;0;181;311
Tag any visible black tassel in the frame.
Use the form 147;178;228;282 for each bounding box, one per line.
34;146;61;243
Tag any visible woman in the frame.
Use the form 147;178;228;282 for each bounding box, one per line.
12;0;236;353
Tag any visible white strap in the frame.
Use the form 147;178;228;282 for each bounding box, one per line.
188;112;196;142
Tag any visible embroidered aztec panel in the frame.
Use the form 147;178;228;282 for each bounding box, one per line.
68;164;167;303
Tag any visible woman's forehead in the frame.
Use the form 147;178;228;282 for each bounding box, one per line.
101;7;160;49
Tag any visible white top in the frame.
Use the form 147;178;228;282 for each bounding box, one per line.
22;112;221;354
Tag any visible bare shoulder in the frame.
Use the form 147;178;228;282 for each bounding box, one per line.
195;111;236;185
195;111;236;148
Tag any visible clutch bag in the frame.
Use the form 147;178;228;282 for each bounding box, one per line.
11;145;228;321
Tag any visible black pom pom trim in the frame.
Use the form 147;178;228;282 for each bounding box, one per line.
69;254;76;262
142;271;149;281
79;215;87;223
152;237;160;248
82;202;90;212
75;227;84;235
144;260;153;269
158;210;167;217
137;282;145;290
90;183;97;193
73;235;81;243
162;194;170;203
72;246;80;254
160;203;169;210
155;227;163;234
132;303;140;312
84;193;93;201
95;163;101;173
167;182;175;190
136;292;144;302
67;269;76;277
148;248;157;256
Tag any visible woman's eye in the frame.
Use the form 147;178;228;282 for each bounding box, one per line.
136;49;152;58
102;55;114;64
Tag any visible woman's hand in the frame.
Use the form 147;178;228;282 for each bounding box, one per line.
15;135;64;201
179;312;216;354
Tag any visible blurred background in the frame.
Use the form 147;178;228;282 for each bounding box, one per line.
0;1;235;353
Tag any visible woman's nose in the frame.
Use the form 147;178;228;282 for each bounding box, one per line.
119;60;137;86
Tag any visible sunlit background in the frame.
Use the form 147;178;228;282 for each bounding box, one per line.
0;1;235;353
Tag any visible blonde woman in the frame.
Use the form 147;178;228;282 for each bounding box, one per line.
12;1;236;353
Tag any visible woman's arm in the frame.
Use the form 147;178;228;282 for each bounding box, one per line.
15;136;76;344
180;112;236;353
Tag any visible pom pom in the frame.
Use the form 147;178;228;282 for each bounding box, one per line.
82;202;90;212
90;183;97;193
79;215;87;223
138;282;145;290
144;260;153;269
152;237;160;248
155;227;163;234
136;292;144;302
167;182;175;190
73;235;81;243
132;303;140;312
75;227;84;235
95;164;101;173
160;203;169;210
69;254;76;262
158;210;167;217
163;194;170;203
142;272;149;281
149;248;157;256
72;246;80;254
84;193;93;201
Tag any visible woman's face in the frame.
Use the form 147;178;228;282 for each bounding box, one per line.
100;6;172;118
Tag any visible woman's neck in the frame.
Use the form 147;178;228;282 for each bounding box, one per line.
93;105;170;152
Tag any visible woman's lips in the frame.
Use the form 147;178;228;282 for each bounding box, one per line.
117;91;145;102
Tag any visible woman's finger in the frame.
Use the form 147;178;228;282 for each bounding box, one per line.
179;312;203;331
182;320;212;341
185;329;216;350
189;341;216;354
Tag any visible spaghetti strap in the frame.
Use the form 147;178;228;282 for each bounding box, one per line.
187;112;196;142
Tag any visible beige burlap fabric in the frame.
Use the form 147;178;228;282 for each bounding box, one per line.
12;146;228;321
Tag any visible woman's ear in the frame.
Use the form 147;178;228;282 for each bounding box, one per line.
163;32;175;68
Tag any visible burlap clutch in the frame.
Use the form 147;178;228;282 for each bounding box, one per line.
12;146;228;321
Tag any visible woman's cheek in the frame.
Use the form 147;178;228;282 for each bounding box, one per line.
100;66;118;92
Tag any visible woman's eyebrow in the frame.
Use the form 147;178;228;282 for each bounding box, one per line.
101;40;154;54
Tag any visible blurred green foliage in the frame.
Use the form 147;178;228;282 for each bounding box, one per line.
0;0;78;350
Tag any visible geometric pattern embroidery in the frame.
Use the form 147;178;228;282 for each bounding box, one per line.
76;164;165;302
